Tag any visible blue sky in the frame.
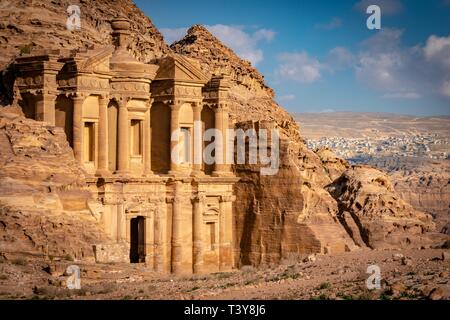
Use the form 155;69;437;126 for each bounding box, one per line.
134;0;450;116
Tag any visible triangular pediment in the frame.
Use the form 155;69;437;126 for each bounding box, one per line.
77;46;115;73
155;54;208;83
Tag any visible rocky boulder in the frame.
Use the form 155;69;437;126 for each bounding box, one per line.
326;165;436;249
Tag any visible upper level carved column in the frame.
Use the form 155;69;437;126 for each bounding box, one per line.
116;98;129;175
192;102;203;176
169;102;181;175
72;95;85;163
96;95;109;176
143;99;153;176
35;93;57;126
213;103;231;175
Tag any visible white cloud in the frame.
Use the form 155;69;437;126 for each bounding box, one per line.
207;25;275;65
277;94;296;102
440;81;450;97
424;35;450;69
352;29;450;100
319;108;335;113
355;51;404;91
354;0;404;16
382;92;421;99
353;28;426;99
275;28;450;101
160;24;275;66
160;27;188;44
362;28;403;48
275;52;322;83
326;46;355;71
314;17;343;30
253;28;276;42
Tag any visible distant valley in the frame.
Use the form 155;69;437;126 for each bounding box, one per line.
296;112;450;233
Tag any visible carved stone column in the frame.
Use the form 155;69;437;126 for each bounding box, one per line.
96;95;109;176
192;192;205;274
35;93;57;126
192;102;203;176
154;196;167;273
170;182;183;274
169;103;181;174
213;104;232;175
145;210;155;269
116;99;129;175
72;95;84;163
219;195;235;271
117;201;126;242
143;100;153;176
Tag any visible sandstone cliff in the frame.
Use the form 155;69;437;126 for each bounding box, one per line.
326;165;436;249
0;0;168;69
0;107;110;262
0;0;169;104
366;157;450;235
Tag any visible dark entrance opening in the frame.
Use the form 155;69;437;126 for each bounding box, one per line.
130;216;145;263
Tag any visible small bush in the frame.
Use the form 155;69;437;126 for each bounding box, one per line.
318;282;331;290
19;44;32;55
64;254;74;262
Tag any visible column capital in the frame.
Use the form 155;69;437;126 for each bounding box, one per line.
41;92;57;99
99;94;110;101
192;101;203;111
191;192;207;204
213;104;230;113
71;95;85;102
169;102;182;111
220;195;235;203
166;195;183;204
118;98;129;108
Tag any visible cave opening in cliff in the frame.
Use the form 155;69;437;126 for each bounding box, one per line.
130;216;146;263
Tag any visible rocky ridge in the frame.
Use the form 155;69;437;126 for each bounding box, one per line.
0;0;169;103
327;165;436;249
365;157;450;235
171;25;301;142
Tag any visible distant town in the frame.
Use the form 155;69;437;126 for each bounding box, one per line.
307;133;450;163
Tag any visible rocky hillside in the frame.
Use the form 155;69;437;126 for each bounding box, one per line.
0;106;110;262
365;157;450;235
171;25;301;142
327;165;436;249
0;0;170;105
0;0;169;79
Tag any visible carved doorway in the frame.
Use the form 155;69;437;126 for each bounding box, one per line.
130;216;145;263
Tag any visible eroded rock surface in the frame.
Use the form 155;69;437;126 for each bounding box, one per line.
0;108;110;261
327;165;436;249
